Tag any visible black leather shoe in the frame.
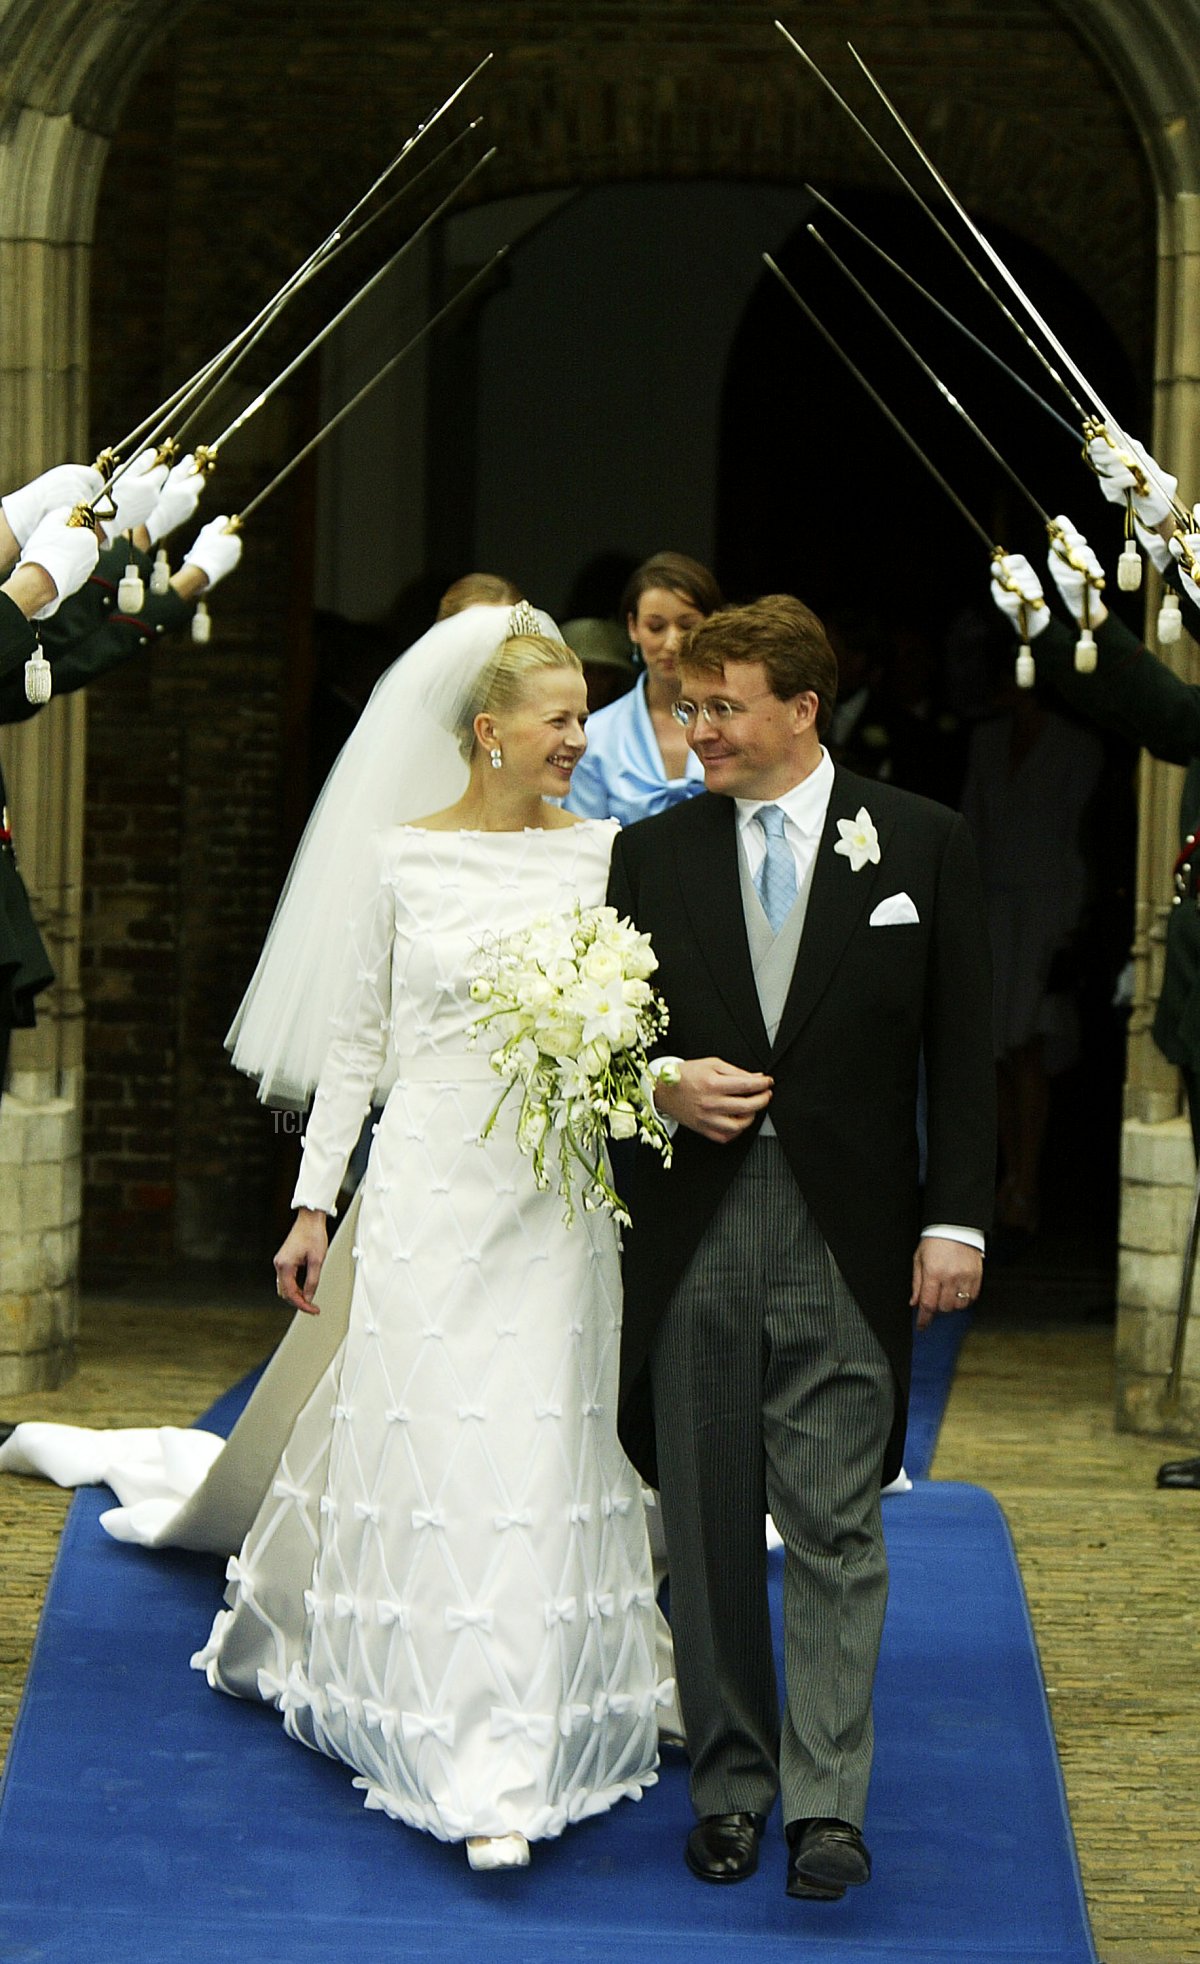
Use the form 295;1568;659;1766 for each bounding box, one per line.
0;1423;15;1449
684;1811;767;1883
1157;1454;1200;1489
785;1818;870;1899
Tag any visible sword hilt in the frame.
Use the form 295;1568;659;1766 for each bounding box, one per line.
193;444;219;476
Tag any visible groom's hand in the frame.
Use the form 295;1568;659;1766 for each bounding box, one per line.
910;1239;983;1330
654;1056;773;1142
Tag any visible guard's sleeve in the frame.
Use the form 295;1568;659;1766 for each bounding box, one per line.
0;592;40;725
1032;610;1200;766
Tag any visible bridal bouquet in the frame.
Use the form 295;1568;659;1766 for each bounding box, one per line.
468;902;676;1226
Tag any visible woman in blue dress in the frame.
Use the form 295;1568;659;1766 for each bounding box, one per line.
565;552;723;825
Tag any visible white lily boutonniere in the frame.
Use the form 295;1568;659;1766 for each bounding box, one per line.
833;806;881;873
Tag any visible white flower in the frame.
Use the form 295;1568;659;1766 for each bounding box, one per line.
469;900;674;1225
536;1014;584;1059
582;944;622;985
608;1101;639;1140
651;1058;681;1087
581;1037;611;1077
833;806;881;873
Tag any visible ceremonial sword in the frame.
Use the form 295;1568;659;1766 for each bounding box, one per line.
805;221;1102;657
774;21;1091;428
761;252;1046;671
226;249;508;531
97;55;494;488
802;187;1080;443
806;224;1059;535
190;147;497;474
171;119;485;455
844;42;1191;533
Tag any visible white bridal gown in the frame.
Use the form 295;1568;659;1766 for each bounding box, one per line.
190;819;666;1842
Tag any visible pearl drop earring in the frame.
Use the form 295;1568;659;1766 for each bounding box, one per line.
490;747;503;771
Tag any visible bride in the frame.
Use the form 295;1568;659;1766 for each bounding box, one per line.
3;601;670;1872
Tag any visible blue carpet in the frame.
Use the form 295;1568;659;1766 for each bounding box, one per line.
904;1309;974;1479
0;1365;1095;1963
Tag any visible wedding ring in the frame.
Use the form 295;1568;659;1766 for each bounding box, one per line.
955;1290;970;1299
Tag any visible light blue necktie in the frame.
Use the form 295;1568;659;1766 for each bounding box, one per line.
755;804;797;933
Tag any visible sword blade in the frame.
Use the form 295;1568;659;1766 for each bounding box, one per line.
804;186;1080;443
234;249;508;529
107;56;494;465
775;21;1089;424
761;253;997;552
844;41;1188;526
173;118;484;449
208;147;496;458
808;224;1054;528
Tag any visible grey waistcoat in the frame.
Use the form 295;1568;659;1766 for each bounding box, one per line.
737;832;817;1138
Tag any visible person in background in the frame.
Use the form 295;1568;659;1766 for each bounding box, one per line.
566;551;724;825
560;615;637;713
991;484;1200;1488
437;572;522;620
959;643;1104;1241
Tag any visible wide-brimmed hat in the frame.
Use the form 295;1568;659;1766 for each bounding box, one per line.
561;617;635;672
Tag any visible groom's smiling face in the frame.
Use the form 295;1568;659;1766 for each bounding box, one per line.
680;658;821;802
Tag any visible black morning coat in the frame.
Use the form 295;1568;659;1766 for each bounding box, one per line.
607;765;996;1490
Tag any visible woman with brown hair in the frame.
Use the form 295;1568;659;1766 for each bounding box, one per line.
566;550;723;825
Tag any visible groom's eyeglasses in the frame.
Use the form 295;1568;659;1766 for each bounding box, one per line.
671;692;777;728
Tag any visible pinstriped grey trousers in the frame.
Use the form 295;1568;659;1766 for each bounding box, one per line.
650;1138;895;1828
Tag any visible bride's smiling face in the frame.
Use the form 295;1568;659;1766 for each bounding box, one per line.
487;666;589;795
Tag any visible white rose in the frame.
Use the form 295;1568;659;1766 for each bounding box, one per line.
537;1015;583;1059
608;1101;638;1139
469;977;492;1003
581;1038;611;1076
582;945;622;985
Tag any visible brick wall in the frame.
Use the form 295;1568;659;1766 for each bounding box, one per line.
80;0;1155;1268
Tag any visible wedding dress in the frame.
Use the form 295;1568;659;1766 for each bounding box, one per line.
187;818;666;1842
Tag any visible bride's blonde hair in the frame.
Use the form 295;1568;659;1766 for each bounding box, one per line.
459;632;582;759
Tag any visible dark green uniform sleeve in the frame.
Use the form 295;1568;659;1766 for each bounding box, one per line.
1032;611;1200;766
0;544;192;726
35;541;151;652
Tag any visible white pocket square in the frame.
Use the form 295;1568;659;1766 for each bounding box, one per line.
869;892;920;927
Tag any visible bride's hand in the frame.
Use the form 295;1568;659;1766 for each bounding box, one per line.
274;1208;329;1314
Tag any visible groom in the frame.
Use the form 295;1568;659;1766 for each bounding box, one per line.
609;594;994;1901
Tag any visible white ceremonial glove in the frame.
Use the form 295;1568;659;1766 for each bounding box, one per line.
990;553;1049;639
1169;524;1200;611
145;454;205;546
1;462;105;548
1047;515;1105;626
1133;515;1174;574
181;515;242;591
17;504;100;618
1086;432;1177;529
101;449;169;542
